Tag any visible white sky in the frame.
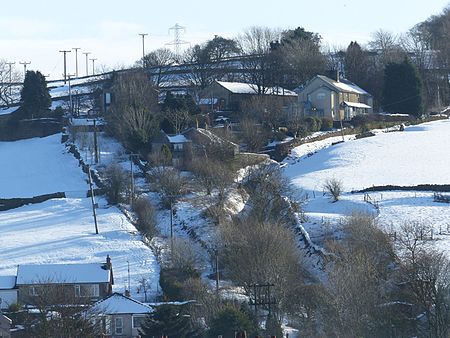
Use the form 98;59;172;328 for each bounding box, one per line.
1;0;449;80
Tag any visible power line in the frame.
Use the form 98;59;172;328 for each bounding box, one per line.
166;23;189;58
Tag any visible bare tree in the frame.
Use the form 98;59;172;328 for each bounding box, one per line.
103;164;128;204
219;218;305;315
0;59;21;106
401;249;450;338
133;197;158;238
148;166;186;208
143;48;176;87
21;283;99;338
323;178;343;202
237;26;282;94
165;109;191;134
324;213;397;337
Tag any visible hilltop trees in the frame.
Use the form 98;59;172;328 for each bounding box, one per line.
382;58;423;116
19;70;51;119
106;71;160;151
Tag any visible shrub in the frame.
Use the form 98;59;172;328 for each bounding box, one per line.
104;164;128;204
159;267;200;301
324;178;343;202
321;117;333;131
207;305;259;338
133;197;158;238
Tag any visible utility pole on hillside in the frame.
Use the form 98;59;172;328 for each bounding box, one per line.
129;154;139;206
19;61;31;80
72;47;81;77
83;52;91;76
59;50;71;84
138;33;148;68
87;166;99;234
90;58;97;76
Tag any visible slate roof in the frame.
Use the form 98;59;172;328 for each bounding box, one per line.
16;263;112;285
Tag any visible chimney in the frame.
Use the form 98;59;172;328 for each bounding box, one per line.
106;255;112;270
336;69;340;82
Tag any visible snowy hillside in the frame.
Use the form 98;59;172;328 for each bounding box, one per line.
0;134;159;300
285;119;450;258
0;135;88;198
285;119;450;192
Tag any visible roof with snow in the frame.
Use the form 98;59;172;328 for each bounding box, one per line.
16;263;112;285
90;293;152;315
167;134;190;143
343;101;372;109
0;276;16;289
315;75;370;95
216;81;297;97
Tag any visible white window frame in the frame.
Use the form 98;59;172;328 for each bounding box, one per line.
29;286;38;296
132;315;146;329
74;284;81;297
115;317;123;335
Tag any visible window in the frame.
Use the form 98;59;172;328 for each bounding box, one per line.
132;315;146;329
115;317;123;335
173;143;183;151
316;92;325;100
74;284;100;297
74;285;81;297
29;286;38;296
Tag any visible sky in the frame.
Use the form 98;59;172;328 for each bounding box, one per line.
1;0;449;80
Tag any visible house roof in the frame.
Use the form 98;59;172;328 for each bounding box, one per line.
343;101;372;109
90;293;153;315
16;263;112;285
315;75;370;95
0;276;16;289
216;81;297;97
167;134;190;144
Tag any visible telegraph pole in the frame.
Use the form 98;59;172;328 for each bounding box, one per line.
90;58;97;75
5;62;15;97
83;52;91;76
59;50;71;84
67;74;75;115
19;61;31;79
88;166;99;234
138;33;148;67
72;47;81;77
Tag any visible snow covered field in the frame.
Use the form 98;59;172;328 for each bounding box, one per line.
0;134;159;300
0;134;88;198
284;119;450;257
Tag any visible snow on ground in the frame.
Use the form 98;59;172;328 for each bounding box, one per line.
284;119;450;257
285;120;450;192
0;132;160;301
0;197;159;300
0;134;88;198
0;106;19;116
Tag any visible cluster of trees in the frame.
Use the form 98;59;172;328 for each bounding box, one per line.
141;6;449;117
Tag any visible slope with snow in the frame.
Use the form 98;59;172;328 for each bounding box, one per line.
0;134;88;198
284;119;450;258
0;134;159;301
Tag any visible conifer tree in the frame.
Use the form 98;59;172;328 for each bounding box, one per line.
382;58;423;117
19;70;51;118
